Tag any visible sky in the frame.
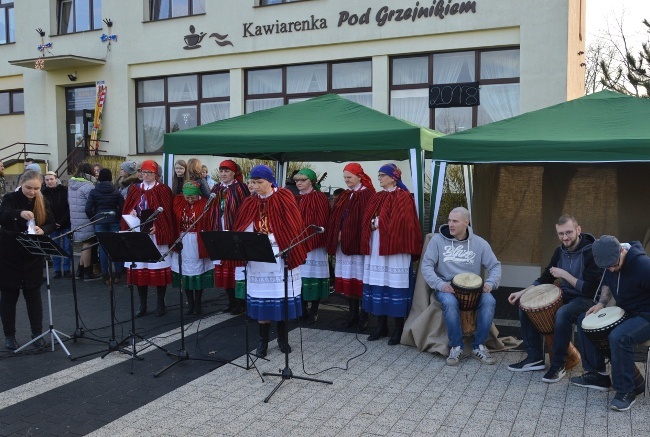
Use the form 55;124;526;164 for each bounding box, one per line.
586;0;649;47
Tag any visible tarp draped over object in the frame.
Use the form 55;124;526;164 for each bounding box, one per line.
163;93;443;225
431;90;650;265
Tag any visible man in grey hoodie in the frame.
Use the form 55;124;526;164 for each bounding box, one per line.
421;207;501;366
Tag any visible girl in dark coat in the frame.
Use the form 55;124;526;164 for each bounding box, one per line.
0;170;55;350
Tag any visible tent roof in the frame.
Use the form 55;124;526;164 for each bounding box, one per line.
163;94;442;162
433;90;650;163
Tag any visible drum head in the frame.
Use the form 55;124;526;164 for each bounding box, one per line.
452;273;483;290
582;306;626;330
520;284;561;310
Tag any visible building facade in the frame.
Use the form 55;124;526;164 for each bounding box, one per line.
0;0;585;169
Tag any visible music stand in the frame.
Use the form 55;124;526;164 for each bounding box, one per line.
200;231;276;380
13;233;73;358
94;231;170;373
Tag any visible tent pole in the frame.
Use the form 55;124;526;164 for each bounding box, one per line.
430;161;447;233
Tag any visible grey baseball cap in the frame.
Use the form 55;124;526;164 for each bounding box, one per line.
592;235;621;268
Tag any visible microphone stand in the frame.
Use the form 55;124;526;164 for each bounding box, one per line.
155;198;226;377
263;227;333;403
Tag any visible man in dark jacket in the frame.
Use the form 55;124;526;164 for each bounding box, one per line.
85;169;124;284
507;215;601;382
571;235;650;411
43;172;72;278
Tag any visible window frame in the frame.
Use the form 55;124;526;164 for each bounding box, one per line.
0;89;24;116
148;0;206;22
57;0;102;35
0;1;14;45
135;71;230;154
258;0;309;6
389;47;520;132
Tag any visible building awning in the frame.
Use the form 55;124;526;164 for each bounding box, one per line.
8;55;106;70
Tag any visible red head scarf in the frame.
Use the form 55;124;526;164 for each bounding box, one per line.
220;159;243;183
343;162;374;190
141;160;159;177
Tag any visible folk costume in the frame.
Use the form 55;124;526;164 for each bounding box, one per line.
171;182;214;316
361;164;422;345
121;160;174;317
232;165;307;357
325;163;375;329
295;168;330;324
210;159;250;314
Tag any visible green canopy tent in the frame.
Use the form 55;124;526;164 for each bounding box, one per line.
430;90;650;266
163;93;443;224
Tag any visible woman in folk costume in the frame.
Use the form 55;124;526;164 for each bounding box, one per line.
121;160;174;317
325;163;375;330
171;182;214;316
361;164;422;345
294;168;330;324
232;165;307;358
210;159;250;315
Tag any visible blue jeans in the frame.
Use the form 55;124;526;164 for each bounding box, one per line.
94;223;123;275
519;295;592;366
49;229;71;272
577;313;650;393
436;290;496;350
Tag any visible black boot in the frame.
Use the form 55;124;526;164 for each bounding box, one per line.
256;323;270;357
185;290;194;315
231;297;245;315
135;286;148;318
31;333;48;350
342;298;359;328
193;290;203;315
388;317;405;346
76;264;84;279
155;286;166;317
276;320;292;353
308;300;320;324
358;309;369;332
368;315;389;341
300;300;310;322
5;336;19;350
223;288;236;313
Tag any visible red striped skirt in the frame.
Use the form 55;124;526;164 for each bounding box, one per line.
335;277;363;299
127;267;172;287
214;263;236;289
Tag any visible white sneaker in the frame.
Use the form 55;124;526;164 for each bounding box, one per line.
446;346;462;366
472;345;496;365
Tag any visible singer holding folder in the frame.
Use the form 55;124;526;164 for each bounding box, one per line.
0;170;54;350
122;160;174;317
232;165;307;357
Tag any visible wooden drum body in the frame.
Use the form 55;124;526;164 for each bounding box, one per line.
519;284;581;370
581;306;628;358
452;273;483;337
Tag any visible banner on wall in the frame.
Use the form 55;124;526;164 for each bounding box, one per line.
90;81;107;155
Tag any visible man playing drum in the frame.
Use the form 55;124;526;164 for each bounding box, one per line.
421;207;501;366
571;235;650;411
507;215;601;383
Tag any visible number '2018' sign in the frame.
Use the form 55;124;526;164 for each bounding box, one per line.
429;82;480;108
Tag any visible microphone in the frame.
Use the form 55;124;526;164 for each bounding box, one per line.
147;206;164;222
204;193;217;212
310;224;325;234
102;211;116;216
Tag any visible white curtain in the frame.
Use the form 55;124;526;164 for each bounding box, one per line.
202;73;229;98
477;84;520;125
481;49;520;79
138;79;164;103
287;64;327;93
433;52;475;84
137;107;165;153
340;93;372;108
248;69;282;94
168;75;198;102
246;98;283;113
392;56;428;85
332;61;371;89
201;102;230;124
390;89;429;126
170;106;197;130
434;107;472;134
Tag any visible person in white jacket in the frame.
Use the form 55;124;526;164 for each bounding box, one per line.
421;207;501;366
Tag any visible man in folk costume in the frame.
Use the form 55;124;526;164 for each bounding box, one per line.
121;160;174;317
294;168;330;324
326;163;375;331
361;164;422;345
210;159;250;315
232;165;307;358
171;182;215;316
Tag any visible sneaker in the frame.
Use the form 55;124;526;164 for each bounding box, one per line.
472;345;496;365
542;365;566;383
508;356;545;372
570;371;611;391
446;346;463;366
610;391;637;411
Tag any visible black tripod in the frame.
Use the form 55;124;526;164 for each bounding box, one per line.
263;229;332;403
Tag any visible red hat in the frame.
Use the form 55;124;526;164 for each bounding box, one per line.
141;160;158;175
220;159;243;183
343;162;374;190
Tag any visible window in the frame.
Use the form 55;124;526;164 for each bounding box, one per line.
150;0;205;21
0;90;24;115
390;48;520;133
260;0;305;5
135;72;230;153
57;0;102;35
245;60;372;113
0;1;14;44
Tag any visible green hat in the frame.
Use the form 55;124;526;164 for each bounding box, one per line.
297;168;320;191
182;181;201;196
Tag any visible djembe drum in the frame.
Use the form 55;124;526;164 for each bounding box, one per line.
519;284;581;370
452;273;483;337
581;306;628;358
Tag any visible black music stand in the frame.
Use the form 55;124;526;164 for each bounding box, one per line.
95;231;170;373
200;231;277;380
13;233;73;358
